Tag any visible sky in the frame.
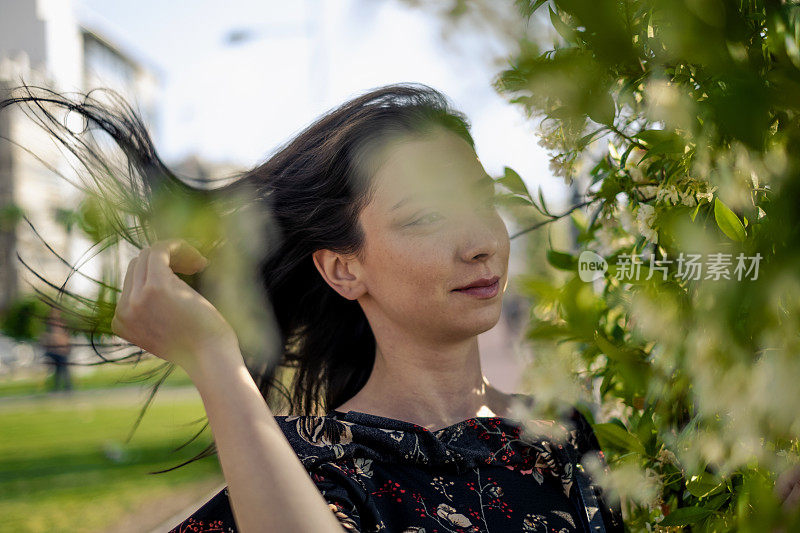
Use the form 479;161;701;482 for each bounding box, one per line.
75;0;569;207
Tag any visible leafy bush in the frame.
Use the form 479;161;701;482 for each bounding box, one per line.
419;0;800;530
1;293;50;342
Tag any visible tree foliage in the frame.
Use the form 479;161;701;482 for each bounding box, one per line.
474;0;800;529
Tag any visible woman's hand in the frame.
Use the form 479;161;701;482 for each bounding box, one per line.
111;238;239;374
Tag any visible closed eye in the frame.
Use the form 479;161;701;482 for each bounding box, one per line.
410;212;444;225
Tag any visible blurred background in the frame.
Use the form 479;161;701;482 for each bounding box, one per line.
0;1;573;530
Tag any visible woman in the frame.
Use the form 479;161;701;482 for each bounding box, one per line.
2;83;623;532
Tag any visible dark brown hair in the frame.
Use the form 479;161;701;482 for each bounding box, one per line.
0;81;476;472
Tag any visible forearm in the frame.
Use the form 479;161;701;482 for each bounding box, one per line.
185;344;346;533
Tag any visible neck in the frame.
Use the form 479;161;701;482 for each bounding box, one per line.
332;336;511;431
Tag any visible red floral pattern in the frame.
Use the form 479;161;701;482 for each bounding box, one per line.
168;395;624;532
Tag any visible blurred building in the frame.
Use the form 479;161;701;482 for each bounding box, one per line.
170;153;246;187
0;0;161;315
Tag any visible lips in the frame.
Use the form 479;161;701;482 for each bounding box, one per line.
453;275;500;291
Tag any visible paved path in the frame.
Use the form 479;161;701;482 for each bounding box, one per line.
0;383;201;411
147;482;227;533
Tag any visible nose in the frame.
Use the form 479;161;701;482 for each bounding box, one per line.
457;213;505;263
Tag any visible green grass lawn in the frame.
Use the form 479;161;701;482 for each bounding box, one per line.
0;356;193;397
0;385;224;532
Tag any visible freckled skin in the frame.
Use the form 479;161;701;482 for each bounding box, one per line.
312;126;513;429
357;131;510;343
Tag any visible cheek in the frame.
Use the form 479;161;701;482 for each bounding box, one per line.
501;232;511;262
367;233;450;302
493;218;511;262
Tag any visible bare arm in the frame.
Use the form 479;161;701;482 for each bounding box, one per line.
109;239;348;533
184;341;349;533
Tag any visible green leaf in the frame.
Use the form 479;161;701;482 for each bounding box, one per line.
549;6;577;44
690;202;702;222
714;198;747;241
658;506;714;527
546;249;577;270
496;167;533;201
577;128;606;150
598;175;623;200
592;422;646;455
635;408;656;451
634;129;685;156
519;277;561;301
608;142;621;161
526;322;571;340
704;492;731;511
600;373;615;395
686;472;725;498
496;193;534;208
516;0;548;18
594;332;641;363
587;90;616;126
571;209;588;234
537;186;552;216
633;129;668;145
619;143;636;169
509;95;533;106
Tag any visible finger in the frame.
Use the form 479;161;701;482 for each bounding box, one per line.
150;239;208;280
117;256;138;311
133;248;151;295
110;314;125;338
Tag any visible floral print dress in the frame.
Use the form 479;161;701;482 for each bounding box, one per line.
168;394;624;533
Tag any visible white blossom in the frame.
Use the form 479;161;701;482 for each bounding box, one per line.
656;185;680;205
628;165;645;183
639;184;659;198
636;203;658;244
696;185;718;203
680;189;697;206
618;206;637;234
593;223;634;256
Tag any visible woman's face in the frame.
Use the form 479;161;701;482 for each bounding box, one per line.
354;127;510;342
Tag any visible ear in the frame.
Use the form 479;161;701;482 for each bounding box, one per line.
311;248;367;300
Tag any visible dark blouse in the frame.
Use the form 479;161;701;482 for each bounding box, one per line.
168;394;624;532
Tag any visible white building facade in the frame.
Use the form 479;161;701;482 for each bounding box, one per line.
0;0;161;316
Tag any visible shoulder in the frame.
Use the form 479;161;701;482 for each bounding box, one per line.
561;406;627;533
271;412;434;470
509;393;599;450
565;405;602;456
272;414;359;467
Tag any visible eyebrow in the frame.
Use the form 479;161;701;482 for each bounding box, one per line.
391;194;419;211
391;174;495;211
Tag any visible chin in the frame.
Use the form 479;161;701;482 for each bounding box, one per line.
464;306;504;335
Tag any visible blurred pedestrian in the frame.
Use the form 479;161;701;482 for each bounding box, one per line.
40;307;73;392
